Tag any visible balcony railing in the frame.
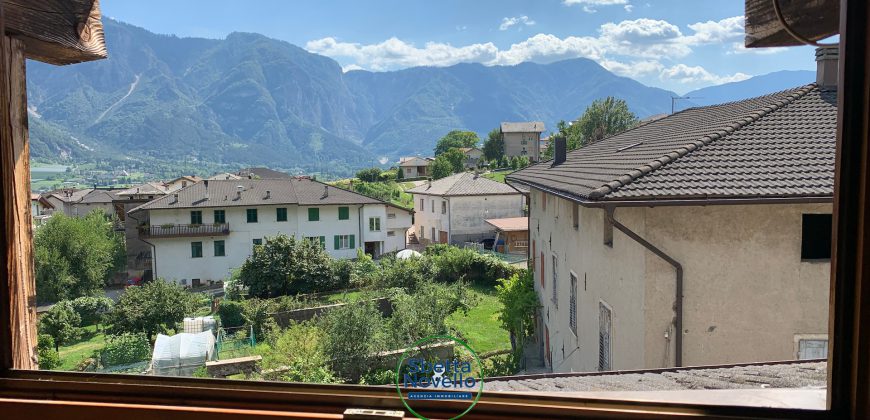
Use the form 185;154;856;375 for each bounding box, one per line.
139;223;230;238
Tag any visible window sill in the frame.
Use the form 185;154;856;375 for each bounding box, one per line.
801;258;832;264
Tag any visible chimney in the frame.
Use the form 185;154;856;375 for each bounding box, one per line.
203;180;209;200
171;193;178;204
552;136;567;167
815;46;838;89
236;185;244;200
265;190;271;199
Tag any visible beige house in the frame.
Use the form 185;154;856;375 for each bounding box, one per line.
457;147;484;169
41;188;122;218
501;121;545;162
408;172;524;245
398;156;433;178
508;77;836;372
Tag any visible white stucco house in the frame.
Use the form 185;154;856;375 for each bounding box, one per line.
129;177;412;286
408;172;524;245
508;63;836;374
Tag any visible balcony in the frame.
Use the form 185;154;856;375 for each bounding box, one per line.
139;223;230;238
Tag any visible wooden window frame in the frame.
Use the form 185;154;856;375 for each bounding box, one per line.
1;1;870;419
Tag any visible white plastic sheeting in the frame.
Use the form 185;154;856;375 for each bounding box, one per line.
396;249;422;260
151;331;215;376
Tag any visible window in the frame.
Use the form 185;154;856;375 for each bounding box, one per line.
213;240;225;257
419;225;424;239
431;199;435;213
213;209;225;224
190;241;203;258
190;210;202;225
309;208;320;221
599;302;612;371
252;238;263;246
387;231;396;237
306;236;326;249
334;234;354;249
419;198;424;210
369;217;381;231
387;213;396;219
431;227;436;242
569;272;578;336
338;206;349;220
276;207;287;222
801;214;832;260
246;208;258;223
552;255;558;307
572;203;579;230
441;201;446;214
798;338;829;360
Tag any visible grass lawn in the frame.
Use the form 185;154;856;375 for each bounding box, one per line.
446;284;510;354
483;170;513;183
57;325;106;370
322;290;364;303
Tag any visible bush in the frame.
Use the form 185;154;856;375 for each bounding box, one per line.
100;333;151;366
260;322;337;383
239;234;334;298
425;245;522;286
241;298;278;341
38;300;83;351
70;296;114;327
355;167;382;182
378;170;398;182
320;299;386;382
365;255;435;290
386;281;469;349
218;300;246;329
37;334;61;370
496;271;538;353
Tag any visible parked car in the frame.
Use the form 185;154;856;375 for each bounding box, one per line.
125;277;143;287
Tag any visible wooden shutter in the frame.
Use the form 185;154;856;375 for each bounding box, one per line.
319;236;325;249
334;235;340;250
349;235;355;248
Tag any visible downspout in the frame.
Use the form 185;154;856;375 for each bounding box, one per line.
358;204;364;254
605;206;684;367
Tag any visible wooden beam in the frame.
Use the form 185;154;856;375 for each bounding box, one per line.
745;0;839;48
0;31;36;370
2;0;106;65
828;0;870;417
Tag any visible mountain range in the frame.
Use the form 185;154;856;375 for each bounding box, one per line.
24;19;814;176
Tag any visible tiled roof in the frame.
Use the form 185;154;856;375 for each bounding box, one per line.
79;188;124;204
508;84;836;202
117;182;172;196
501;122;546;133
46;188;92;203
236;167;292;179
407;172;522;196
485;217;528;232
130;178;393;213
486;361;826;393
399;157;431;166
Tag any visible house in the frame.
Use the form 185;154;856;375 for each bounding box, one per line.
116;181;175;201
208;172;242;181
128;177;412;286
408;172;524;245
165;175;202;190
457;147;484;169
485;217;528;254
41;187;122;218
501;121;546;162
236;167;292;180
506;52;837;373
398;156;433;178
31;193;54;226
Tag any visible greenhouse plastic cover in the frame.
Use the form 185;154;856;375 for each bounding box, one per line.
151;331;215;376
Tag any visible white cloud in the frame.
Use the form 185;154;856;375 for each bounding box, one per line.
342;63;364;73
499;16;536;31
601;59;663;77
624;4;634;12
684;16;744;45
306;37;499;71
563;0;629;13
660;64;751;85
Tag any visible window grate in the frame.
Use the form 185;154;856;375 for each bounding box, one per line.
599;302;612;371
570;273;578;336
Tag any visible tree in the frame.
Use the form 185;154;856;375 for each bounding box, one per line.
355;167;382;182
320;299;385;381
239;234;334;298
99;333;151;366
106;280;198;341
70;296;114;328
397;167;404;180
429;156;455;179
441;148;466;173
573;97;638;147
482;128;504;161
261;323;336;383
37;334;61;370
434;130;479;156
35;211;125;303
496;271;539;354
38;301;83;351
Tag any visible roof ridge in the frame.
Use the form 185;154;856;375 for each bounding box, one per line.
586;84;817;200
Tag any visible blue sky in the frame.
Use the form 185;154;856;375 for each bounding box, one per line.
102;0;816;94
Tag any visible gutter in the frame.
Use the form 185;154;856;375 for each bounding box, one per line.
605;206;684;367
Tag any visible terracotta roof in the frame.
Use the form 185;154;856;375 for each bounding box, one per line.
399;157;432;166
130;178;400;213
508;84;836;202
407;172;522;196
485;217;528;232
501;122;546;133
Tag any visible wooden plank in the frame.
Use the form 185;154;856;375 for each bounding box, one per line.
3;0;106;65
0;32;36;370
827;0;870;417
745;0;839;48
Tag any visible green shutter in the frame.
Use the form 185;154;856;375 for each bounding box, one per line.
320;236;325;249
334;235;340;250
339;207;349;220
309;208;319;221
349;234;355;249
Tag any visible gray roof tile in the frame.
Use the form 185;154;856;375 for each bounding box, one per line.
508;84;835;202
407;172;522;196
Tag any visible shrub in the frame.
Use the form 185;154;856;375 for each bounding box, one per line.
239;234;334;298
241;298;278;341
38;300;83;351
386;281;469;349
425;245;521;286
355;167;382;182
260;322;337;383
367;255;435;290
100;333;151;366
378;170;398;182
320;299;386;382
218;300;246;329
37;334;61;370
70;296;114;327
496;271;538;354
